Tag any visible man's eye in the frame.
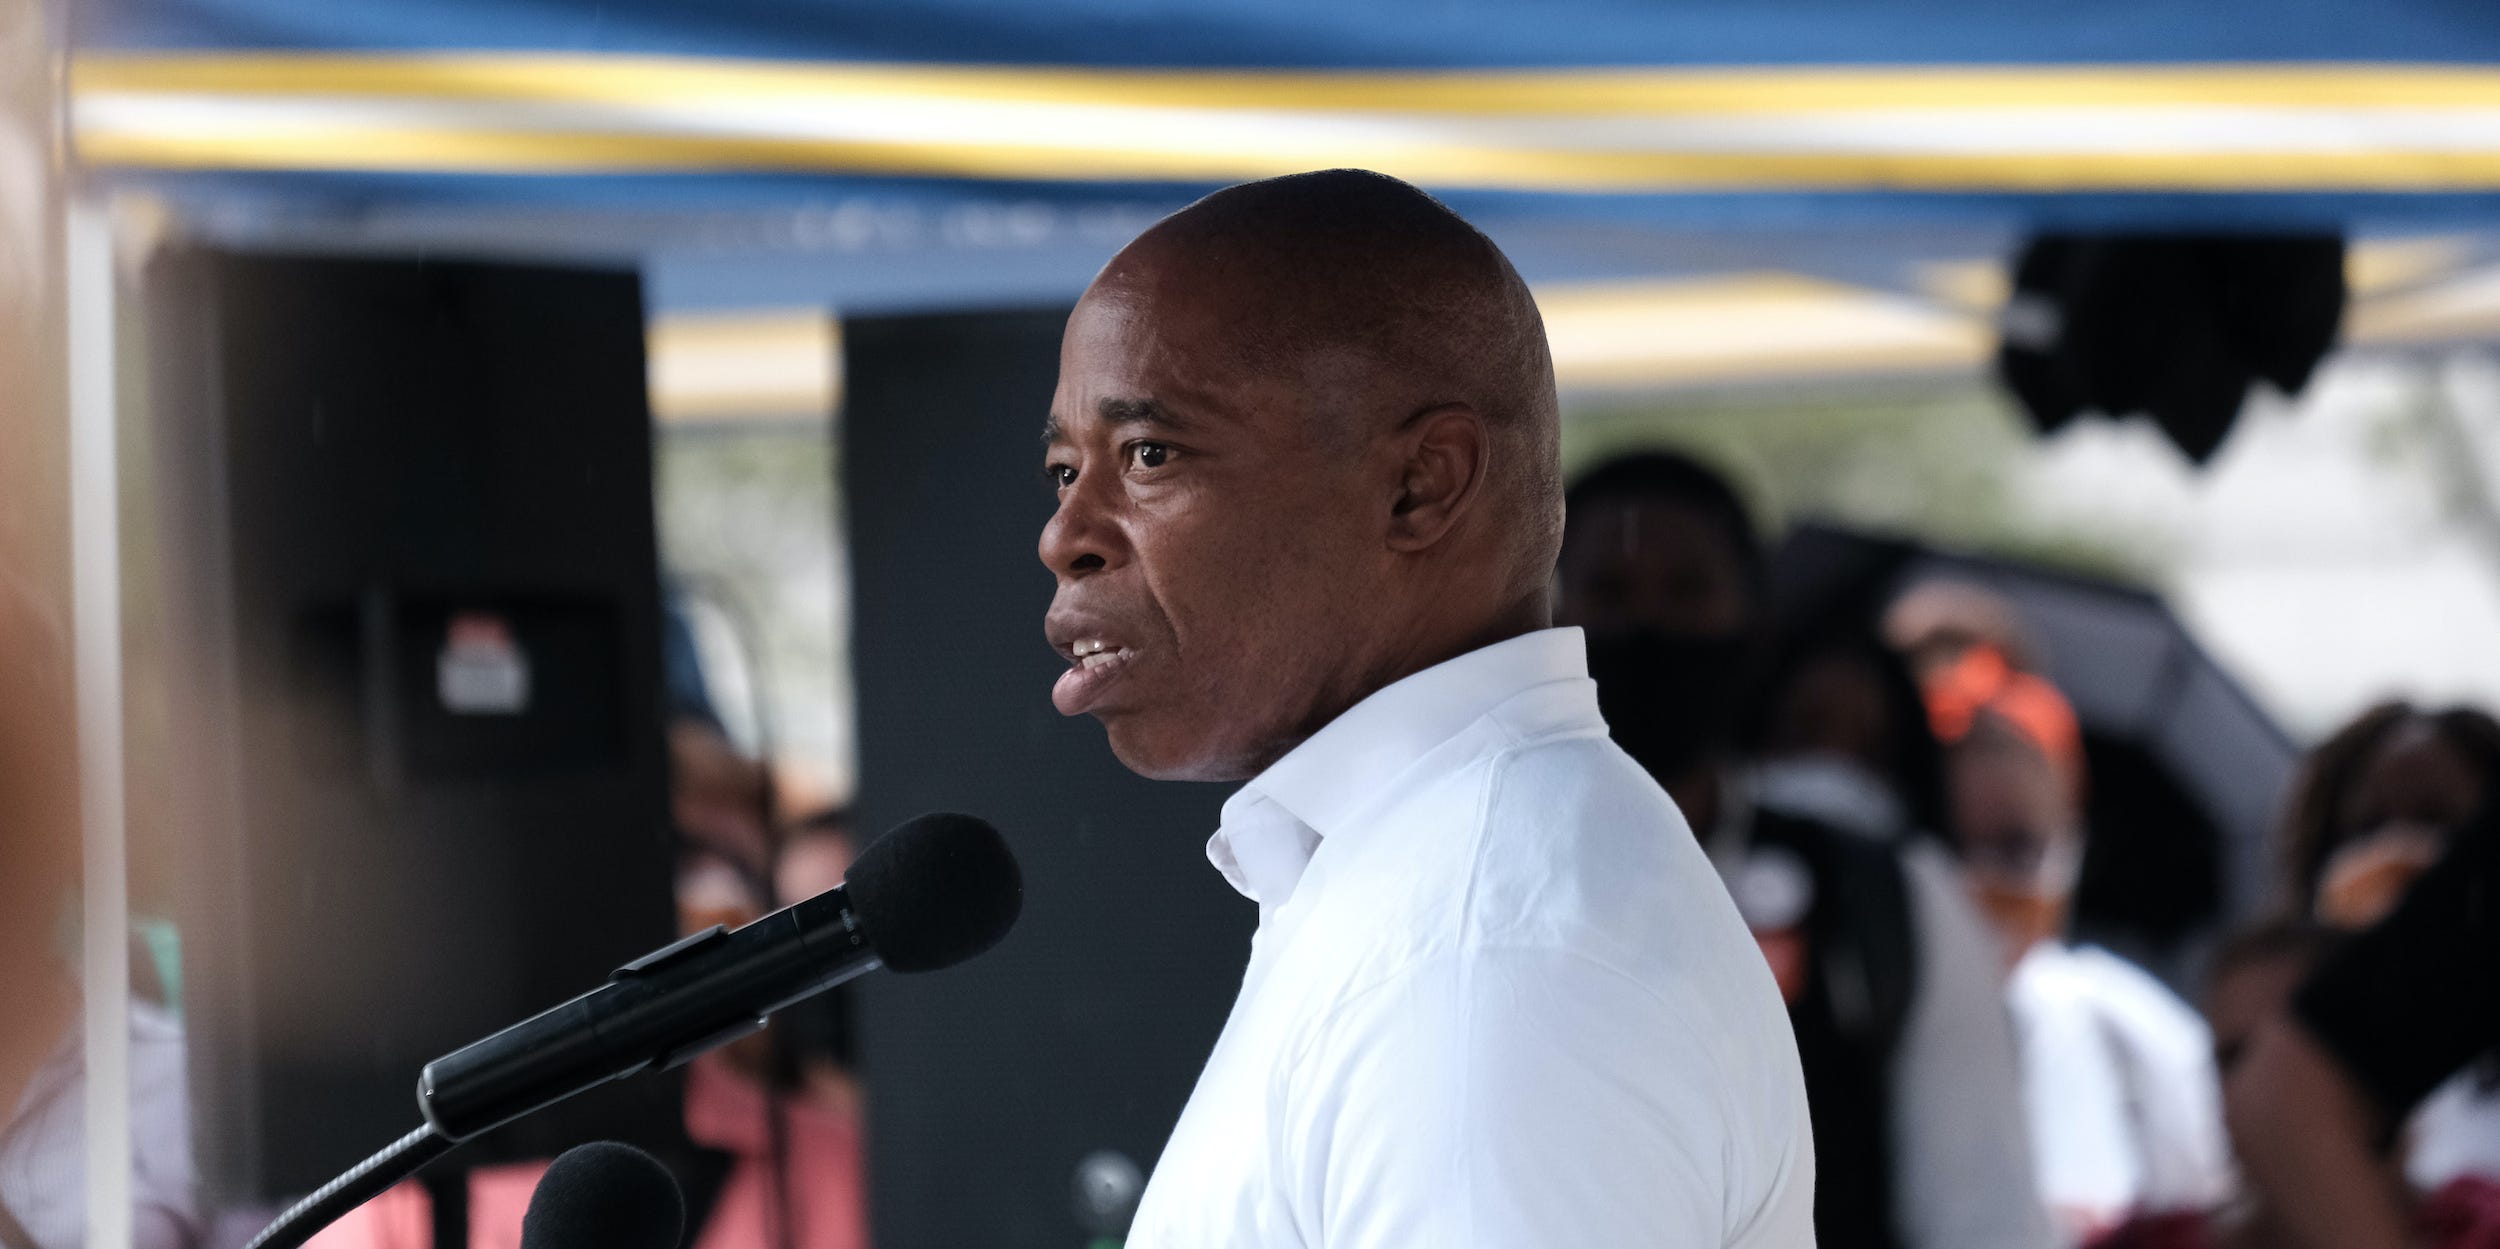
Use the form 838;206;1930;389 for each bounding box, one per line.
1047;464;1077;489
1129;442;1170;470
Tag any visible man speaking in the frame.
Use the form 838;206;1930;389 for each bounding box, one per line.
1038;170;1814;1248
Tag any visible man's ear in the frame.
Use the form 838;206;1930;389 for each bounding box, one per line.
1386;403;1487;553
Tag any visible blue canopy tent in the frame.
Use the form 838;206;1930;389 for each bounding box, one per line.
68;0;2500;312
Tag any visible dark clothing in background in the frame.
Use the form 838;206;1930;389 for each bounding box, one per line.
2296;805;2500;1119
1754;805;1920;1249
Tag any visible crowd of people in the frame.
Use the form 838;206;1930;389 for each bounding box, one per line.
1559;447;2500;1249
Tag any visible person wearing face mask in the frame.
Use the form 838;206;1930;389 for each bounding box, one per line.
1744;623;1954;849
1927;650;2231;1246
2272;701;2500;1203
1559;451;2051;1249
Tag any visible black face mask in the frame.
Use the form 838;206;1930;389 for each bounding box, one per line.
1584;630;1753;784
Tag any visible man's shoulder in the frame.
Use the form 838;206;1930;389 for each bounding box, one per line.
1474;721;1683;838
1334;710;1681;898
1295;716;1778;1024
1464;731;1782;1008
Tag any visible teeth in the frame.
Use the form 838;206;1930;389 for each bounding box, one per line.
1072;638;1109;658
1079;650;1122;671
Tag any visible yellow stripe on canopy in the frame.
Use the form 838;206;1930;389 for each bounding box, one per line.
68;52;2500;190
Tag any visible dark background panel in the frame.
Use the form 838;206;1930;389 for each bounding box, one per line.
144;250;683;1204
843;309;1249;1249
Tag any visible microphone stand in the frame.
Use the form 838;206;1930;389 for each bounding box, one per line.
242;1125;463;1249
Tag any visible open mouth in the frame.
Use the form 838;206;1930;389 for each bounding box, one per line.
1053;638;1137;715
1070;638;1133;670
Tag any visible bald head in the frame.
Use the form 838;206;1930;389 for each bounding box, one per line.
1040;170;1564;780
1116;174;1551;415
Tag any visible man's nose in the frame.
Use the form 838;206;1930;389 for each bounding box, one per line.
1039;477;1123;580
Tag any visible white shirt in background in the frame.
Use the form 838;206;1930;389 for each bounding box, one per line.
2007;942;2231;1245
1125;627;1817;1249
1890;843;2060;1249
2405;1072;2500;1193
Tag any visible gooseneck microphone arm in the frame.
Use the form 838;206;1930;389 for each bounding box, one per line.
242;1125;456;1249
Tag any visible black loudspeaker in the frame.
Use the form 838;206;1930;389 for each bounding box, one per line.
842;310;1251;1249
1996;234;2346;464
143;251;682;1206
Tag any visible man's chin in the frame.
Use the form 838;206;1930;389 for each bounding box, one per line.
1101;715;1259;784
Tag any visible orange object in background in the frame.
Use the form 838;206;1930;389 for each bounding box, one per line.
2314;823;2450;930
1924;644;2085;799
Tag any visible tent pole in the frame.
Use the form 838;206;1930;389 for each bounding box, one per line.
69;195;134;1249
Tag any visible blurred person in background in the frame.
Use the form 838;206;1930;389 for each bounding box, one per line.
771;811;853;908
769;809;862;1119
1744;625;1953;844
2231;796;2500;1249
1886;579;2043;691
670;719;782;890
2245;700;2500;1237
2278;701;2500;936
1924;637;2231;1245
666;831;871;1249
0;576;199;1249
2188;920;2343;1249
1558;450;2052;1249
7;19;195;1247
313;724;867;1249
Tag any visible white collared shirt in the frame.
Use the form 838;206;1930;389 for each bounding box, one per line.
1127;628;1816;1249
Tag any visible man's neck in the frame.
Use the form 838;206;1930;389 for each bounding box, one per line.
1366;592;1551;701
1231;596;1553;782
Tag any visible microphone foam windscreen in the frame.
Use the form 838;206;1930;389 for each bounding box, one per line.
519;1142;685;1249
846;813;1023;973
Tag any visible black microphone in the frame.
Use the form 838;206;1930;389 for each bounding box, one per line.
519;1142;685;1249
418;812;1020;1141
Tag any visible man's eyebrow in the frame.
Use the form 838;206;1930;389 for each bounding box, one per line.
1041;398;1191;445
1099;397;1189;431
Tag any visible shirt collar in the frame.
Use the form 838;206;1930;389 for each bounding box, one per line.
1207;627;1593;907
1205;791;1321;915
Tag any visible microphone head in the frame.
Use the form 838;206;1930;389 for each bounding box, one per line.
519;1141;684;1249
846;813;1023;974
